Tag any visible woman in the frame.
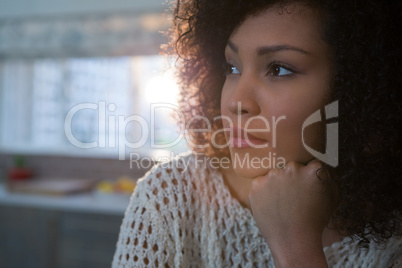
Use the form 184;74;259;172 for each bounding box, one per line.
113;0;402;267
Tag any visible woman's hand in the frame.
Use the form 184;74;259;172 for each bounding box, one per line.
249;159;337;268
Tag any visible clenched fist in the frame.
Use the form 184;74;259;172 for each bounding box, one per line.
249;160;338;267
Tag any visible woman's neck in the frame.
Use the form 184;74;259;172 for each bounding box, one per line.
220;166;253;209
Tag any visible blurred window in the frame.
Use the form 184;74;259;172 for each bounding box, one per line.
0;56;188;159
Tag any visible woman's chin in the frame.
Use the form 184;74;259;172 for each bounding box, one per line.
232;166;269;179
228;149;286;178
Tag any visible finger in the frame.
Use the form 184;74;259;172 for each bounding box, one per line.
306;158;322;167
284;161;301;172
306;159;323;173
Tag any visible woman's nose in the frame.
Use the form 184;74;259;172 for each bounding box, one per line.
227;75;261;116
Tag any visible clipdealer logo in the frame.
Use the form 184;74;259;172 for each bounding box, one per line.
302;100;338;167
63;100;339;168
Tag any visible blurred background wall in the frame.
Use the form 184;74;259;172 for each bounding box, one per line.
0;1;185;267
0;0;169;58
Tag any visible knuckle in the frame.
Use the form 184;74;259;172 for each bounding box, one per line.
308;159;322;170
306;168;320;179
307;161;323;174
284;161;297;172
267;168;279;178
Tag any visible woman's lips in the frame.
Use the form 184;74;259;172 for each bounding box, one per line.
227;127;269;148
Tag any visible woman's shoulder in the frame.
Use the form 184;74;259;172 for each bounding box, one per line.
325;235;402;267
371;236;402;266
113;153;204;267
131;152;217;207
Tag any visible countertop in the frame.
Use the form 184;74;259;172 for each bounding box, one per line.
0;183;131;215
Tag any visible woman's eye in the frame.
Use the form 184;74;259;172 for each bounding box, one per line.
268;64;294;77
224;63;240;75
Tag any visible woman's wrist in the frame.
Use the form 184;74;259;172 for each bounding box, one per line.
267;234;328;268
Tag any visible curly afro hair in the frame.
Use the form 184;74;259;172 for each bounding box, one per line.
166;0;402;247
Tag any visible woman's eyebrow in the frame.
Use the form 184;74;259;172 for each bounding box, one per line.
257;45;309;55
227;40;239;53
227;39;309;55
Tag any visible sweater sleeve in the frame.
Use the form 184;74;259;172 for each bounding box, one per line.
111;166;176;268
383;237;402;267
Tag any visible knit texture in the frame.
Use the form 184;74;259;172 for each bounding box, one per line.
112;153;402;267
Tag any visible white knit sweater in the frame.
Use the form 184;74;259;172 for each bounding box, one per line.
112;153;402;267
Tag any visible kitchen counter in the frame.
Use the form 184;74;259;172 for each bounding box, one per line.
0;183;130;215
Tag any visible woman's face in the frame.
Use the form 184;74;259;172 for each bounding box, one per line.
220;4;334;178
